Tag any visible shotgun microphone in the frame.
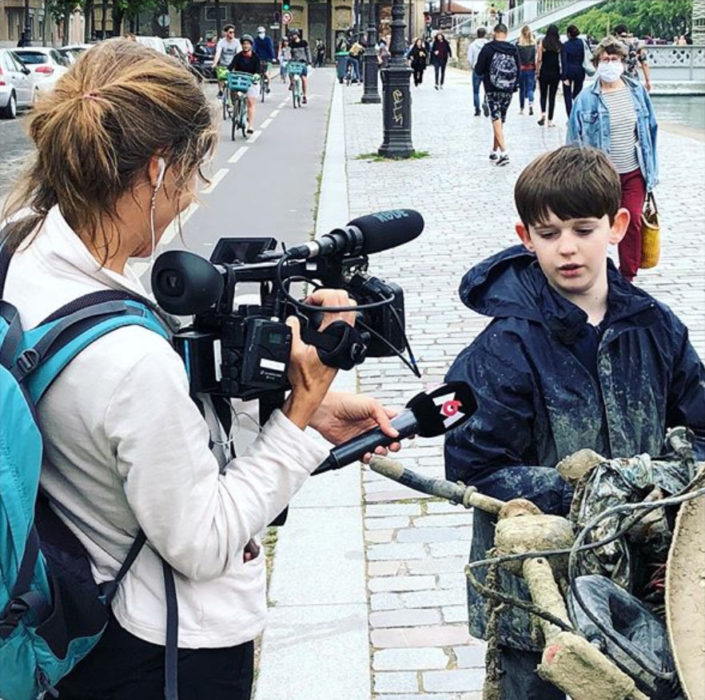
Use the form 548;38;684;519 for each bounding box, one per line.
313;382;476;475
285;209;424;260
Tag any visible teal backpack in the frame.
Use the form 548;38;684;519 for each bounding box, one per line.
0;244;179;700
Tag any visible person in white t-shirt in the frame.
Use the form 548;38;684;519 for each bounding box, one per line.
1;39;399;700
213;24;242;96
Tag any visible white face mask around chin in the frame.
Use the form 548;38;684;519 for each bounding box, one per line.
597;62;624;83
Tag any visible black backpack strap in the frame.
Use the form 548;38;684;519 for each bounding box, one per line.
0;528;51;639
0;239;11;297
163;561;179;700
100;530;148;605
0;301;24;369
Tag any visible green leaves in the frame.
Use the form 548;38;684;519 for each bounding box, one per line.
548;0;693;39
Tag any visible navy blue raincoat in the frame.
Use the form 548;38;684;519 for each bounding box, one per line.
444;245;705;650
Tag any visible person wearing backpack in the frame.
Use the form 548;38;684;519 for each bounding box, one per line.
0;39;399;700
474;23;520;167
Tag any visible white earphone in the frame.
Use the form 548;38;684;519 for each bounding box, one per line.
155;157;166;191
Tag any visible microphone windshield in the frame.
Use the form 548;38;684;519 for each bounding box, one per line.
405;382;477;437
347;209;424;255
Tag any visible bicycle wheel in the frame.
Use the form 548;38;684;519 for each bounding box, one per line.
260;77;266;103
291;78;298;109
231;96;239;140
240;101;247;138
222;92;228;120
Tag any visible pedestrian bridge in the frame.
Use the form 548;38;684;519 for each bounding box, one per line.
450;0;608;40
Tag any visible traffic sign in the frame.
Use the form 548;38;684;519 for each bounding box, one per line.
282;10;292;24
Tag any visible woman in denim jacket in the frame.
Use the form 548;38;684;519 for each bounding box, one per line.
567;36;658;282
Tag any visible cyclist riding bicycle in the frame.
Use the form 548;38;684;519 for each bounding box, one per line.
254;26;276;94
288;31;312;104
228;34;261;134
213;24;242;98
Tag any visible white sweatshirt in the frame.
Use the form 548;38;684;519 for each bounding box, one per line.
3;206;328;647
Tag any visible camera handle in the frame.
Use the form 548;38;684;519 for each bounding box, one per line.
299;318;368;370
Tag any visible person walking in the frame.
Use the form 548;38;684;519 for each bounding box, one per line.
467;27;489;115
315;39;326;67
561;24;586;117
430;32;452;89
409;38;428;86
278;38;291;83
567;36;658;282
614;24;652;92
516;25;536;115
475;23;520;166
536;23;561;127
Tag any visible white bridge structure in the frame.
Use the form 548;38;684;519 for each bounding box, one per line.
450;0;608;40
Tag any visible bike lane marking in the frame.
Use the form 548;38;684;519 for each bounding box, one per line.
228;146;249;164
270;109;280;118
247;130;262;144
200;168;228;194
260;118;273;130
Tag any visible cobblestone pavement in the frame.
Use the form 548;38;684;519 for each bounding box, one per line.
343;67;705;699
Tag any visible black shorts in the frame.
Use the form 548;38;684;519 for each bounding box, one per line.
486;91;513;122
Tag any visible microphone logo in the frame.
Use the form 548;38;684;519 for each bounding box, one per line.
433;395;467;429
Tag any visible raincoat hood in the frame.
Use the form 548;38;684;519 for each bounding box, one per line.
458;245;656;343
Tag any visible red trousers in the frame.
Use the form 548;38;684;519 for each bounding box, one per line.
618;168;647;282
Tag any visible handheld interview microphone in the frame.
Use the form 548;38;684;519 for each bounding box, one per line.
285;209;424;260
312;382;476;475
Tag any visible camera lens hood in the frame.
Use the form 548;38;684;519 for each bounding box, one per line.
152;250;224;315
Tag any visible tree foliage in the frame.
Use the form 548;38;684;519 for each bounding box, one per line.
548;0;693;40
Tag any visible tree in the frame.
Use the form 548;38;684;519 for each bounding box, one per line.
546;0;693;40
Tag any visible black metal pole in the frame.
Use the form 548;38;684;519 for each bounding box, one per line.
361;0;380;103
378;0;414;158
22;0;32;45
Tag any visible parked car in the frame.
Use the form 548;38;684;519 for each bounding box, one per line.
163;42;203;83
192;42;215;81
135;36;167;54
13;47;70;94
0;48;38;118
165;37;194;62
58;43;94;65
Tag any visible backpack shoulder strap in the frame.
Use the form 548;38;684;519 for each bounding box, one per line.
16;293;170;404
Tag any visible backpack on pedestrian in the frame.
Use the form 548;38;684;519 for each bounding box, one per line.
489;51;518;91
0;244;179;700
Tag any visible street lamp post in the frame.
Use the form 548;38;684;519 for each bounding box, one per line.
361;0;380;104
22;0;32;45
378;0;414;158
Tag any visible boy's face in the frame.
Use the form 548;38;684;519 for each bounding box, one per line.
515;208;629;298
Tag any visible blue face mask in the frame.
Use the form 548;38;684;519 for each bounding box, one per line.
597;61;624;83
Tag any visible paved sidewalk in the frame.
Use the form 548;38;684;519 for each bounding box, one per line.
256;67;705;700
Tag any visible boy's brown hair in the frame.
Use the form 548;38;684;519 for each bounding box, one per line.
514;146;622;230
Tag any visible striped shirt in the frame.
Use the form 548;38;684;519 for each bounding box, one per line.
602;87;639;173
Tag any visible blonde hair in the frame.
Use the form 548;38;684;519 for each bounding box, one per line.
519;25;534;45
1;39;216;260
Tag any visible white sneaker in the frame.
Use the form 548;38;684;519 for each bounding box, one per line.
496;154;510;167
489;152;499;161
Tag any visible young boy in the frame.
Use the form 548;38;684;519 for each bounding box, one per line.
444;146;705;699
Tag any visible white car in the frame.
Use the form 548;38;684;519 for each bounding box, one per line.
13;47;70;93
58;43;94;65
0;48;38;119
135;36;167;54
165;37;194;60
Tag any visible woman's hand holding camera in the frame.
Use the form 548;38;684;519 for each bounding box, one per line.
283;289;356;430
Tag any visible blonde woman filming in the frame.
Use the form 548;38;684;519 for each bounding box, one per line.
1;39;398;699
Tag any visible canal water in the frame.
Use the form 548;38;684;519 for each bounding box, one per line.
651;95;705;132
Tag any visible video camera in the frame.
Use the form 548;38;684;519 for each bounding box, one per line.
151;209;424;401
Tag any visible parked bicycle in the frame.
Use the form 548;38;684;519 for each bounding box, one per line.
287;60;306;109
227;71;255;140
